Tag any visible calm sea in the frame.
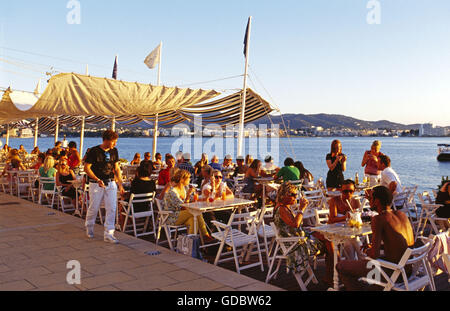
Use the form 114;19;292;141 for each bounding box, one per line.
3;136;450;193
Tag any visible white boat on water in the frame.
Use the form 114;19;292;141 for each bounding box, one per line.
437;144;450;162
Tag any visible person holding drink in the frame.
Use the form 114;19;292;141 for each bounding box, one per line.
326;140;347;191
361;140;384;186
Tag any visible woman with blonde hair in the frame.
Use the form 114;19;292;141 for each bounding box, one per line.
39;156;57;191
274;182;323;274
164;169;213;242
361;140;384;186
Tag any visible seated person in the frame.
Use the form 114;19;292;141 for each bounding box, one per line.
294;161;314;187
435;181;450;229
378;155;402;196
31;153;46;170
274;182;323;273
55;159;77;207
130;153;141;165
314;180;362;285
232;155;247;178
119;166;157;227
39;156;57;190
31;146;40;155
164;169;213;242
153;153;163;170
336;186;415;291
202;170;234;225
158;154;175;186
209;155;222;171
263;155;279;175
18;145;27;155
276;157;300;182
242;159;275;202
199;165;214;190
221;155;235;178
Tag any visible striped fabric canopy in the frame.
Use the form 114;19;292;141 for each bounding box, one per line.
23;88;274;131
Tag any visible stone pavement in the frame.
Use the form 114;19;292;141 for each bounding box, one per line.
0;193;282;291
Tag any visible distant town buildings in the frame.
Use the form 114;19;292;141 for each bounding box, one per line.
419;123;448;137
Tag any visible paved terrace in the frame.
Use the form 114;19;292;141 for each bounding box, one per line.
0;193;282;291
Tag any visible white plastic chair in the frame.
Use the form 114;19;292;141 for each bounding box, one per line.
56;186;76;214
38;177;56;208
154;198;187;251
314;208;330;226
15;171;35;200
360;237;436;291
417;192;449;237
211;210;264;274
120;192;156;238
265;222;318;291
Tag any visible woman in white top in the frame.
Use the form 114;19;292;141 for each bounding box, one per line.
202;170;234;201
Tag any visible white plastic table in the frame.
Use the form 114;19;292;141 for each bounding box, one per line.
311;222;372;290
181;198;256;235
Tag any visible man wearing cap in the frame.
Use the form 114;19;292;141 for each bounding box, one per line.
232;155;247;178
263;155;279;175
178;153;195;176
209;155;222;171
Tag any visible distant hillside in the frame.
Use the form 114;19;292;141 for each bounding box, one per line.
253;113;422;130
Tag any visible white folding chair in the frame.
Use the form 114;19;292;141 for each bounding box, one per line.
245;206;276;266
0;175;8;193
314;208;330;226
211;210;264;274
233;176;251;199
302;189;327;211
15;171;34;200
56;186;76;214
360;237;436;291
38;177;56;208
265;222;318;291
120;192;156;238
417;192;449;237
154;198;187;251
443;254;450;283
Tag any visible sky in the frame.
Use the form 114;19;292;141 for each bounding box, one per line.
1;0;450;127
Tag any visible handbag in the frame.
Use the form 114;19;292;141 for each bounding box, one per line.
176;234;203;260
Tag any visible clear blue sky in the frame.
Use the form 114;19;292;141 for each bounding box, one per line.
1;0;450;126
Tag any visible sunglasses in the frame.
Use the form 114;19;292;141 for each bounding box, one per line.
214;176;223;179
342;189;355;194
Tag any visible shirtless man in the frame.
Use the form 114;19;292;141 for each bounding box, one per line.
336;186;415;291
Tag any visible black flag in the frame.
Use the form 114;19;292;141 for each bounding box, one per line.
112;56;118;80
243;17;250;57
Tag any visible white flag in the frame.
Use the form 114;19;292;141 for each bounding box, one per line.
144;43;161;69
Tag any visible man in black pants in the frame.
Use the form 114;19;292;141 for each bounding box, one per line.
84;130;125;243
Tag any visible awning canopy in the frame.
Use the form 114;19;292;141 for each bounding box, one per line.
0;72;221;123
0;72;274;129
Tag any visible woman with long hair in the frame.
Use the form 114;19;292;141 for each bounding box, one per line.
294;161;314;185
39;156;57;191
194;153;209;185
164;169;213;242
325;140;347;190
130;153;141;165
56;158;77;207
274;182;323;274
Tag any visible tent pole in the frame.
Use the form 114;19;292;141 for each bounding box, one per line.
34;118;39;148
237;17;252;157
111;117;116;132
6;124;10;146
80;116;85;157
54;116;59;144
152;41;162;160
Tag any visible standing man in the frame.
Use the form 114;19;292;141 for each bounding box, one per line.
84;130;125;243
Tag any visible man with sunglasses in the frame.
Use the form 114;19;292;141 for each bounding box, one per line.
84;130;125;244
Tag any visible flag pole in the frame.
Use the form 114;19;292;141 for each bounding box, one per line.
33;79;41;148
237;16;252;157
79;65;88;157
6;123;10;146
152;42;162;160
54;116;59;144
112;55;118;131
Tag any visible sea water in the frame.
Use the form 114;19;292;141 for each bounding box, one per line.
3;136;449;192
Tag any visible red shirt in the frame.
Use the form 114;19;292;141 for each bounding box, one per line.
158;168;171;185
